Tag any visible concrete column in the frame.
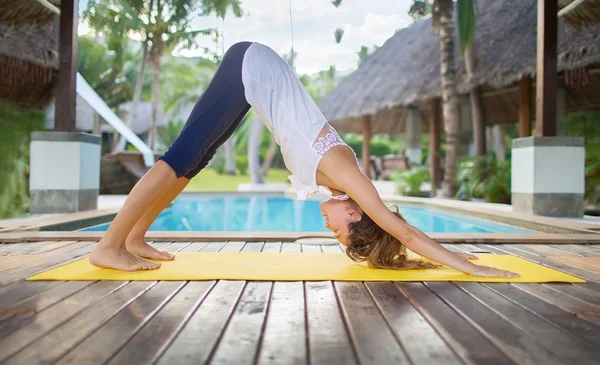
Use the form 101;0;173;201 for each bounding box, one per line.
511;136;585;217
459;100;475;156
405;108;422;165
29;132;101;213
493;124;506;161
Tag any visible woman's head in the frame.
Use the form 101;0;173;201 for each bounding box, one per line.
319;198;362;245
343;204;439;270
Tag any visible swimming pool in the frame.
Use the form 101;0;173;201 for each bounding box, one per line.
83;194;532;233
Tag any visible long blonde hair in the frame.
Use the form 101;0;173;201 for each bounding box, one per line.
346;206;439;270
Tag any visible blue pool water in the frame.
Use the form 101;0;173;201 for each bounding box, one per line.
83;194;532;233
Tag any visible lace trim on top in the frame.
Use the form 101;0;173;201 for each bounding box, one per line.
312;122;347;156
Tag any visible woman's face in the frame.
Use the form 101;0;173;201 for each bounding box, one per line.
319;198;362;245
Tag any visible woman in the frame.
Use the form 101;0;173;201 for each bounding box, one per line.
89;41;519;279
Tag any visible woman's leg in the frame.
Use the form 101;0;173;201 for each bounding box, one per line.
89;41;253;271
125;177;190;260
89;160;177;271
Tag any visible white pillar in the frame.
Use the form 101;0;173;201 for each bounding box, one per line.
511;137;585;217
29;132;101;213
460;99;475;156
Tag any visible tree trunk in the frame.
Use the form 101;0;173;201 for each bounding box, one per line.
438;2;460;197
224;139;236;175
114;39;149;152
465;44;486;156
148;43;162;151
260;136;278;176
248;116;264;184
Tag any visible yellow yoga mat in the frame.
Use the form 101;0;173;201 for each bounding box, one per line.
27;252;585;283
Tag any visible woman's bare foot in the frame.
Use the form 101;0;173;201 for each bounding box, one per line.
89;244;161;271
125;237;175;261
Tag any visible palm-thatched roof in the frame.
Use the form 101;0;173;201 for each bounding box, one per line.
319;0;600;133
0;0;60;27
0;1;59;108
560;0;600;29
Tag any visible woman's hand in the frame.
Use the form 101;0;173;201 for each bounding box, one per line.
466;264;520;278
455;252;478;260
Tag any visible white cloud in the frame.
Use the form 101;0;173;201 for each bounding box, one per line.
343;12;410;47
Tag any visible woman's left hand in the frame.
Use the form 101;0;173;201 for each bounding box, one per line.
455;252;478;260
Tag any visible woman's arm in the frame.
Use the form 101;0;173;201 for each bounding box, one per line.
322;151;519;278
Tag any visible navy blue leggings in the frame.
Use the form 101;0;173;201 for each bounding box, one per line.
159;42;252;179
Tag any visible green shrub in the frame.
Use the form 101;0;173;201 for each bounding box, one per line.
343;136;398;158
457;156;511;203
0;101;45;218
236;154;248;175
393;165;430;196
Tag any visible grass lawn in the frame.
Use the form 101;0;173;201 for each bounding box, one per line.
185;168;291;190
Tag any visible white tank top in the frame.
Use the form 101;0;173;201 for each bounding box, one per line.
241;42;358;200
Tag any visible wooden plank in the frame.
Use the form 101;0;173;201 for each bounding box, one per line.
519;77;532;137
0;242;95;284
201;242;228;252
535;0;558;137
516;244;582;257
426;282;566;365
366;282;461;365
3;241;67;256
429;97;442;193
335;282;409;364
483;283;600;348
155;280;245;364
396;282;515;364
55;281;185;365
478;244;600;289
54;0;78;132
543;283;600;306
0;281;127;363
301;244;323;253
456;282;600;364
242;241;265;252
281;243;301;252
305;281;357;365
105;281;215;365
4;281;156;365
320;244;344;253
0;281;94;339
220;241;247;252
177;242;204;252
547;256;600;274
361;115;372;174
209;281;273;365
0;241;91;273
512;283;600;326
256;281;307;365
261;242;282;252
0;281;66;308
549;244;600;256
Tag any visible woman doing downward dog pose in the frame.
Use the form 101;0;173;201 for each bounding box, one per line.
89;41;519;279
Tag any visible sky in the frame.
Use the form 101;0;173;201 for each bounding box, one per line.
78;0;415;75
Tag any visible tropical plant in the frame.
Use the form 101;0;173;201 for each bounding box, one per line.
394;165;431;196
456;156;511;204
83;0;243;151
0;101;45;218
157;119;184;150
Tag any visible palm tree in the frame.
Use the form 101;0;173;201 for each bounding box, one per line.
409;0;480;197
84;0;243;151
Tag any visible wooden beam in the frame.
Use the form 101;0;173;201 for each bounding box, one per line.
536;0;558;137
361;115;372;176
429;98;442;197
519;77;533;137
54;0;78;132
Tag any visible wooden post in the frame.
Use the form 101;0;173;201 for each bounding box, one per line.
362;115;372;177
430;99;442;197
519;77;533;137
535;0;558;137
54;0;78;132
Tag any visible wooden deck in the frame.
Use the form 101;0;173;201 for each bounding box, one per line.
1;240;600;364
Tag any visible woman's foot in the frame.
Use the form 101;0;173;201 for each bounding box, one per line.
89;243;161;271
126;237;175;261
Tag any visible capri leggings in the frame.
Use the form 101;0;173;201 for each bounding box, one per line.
159;41;252;179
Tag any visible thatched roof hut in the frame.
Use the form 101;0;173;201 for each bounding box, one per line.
0;0;59;109
560;0;600;29
319;0;600;134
